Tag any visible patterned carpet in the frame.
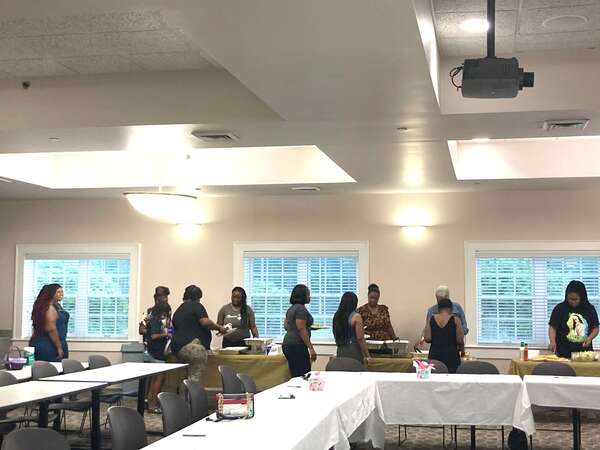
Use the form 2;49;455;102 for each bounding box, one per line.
5;398;600;449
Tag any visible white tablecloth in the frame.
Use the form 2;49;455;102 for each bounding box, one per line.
514;375;600;436
142;373;378;450
143;372;539;450
349;373;535;442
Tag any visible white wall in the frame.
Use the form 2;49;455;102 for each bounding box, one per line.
2;189;599;367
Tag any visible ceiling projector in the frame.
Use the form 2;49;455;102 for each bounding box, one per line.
461;57;534;98
451;0;534;98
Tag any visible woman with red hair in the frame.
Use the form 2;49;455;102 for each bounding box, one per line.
29;283;69;361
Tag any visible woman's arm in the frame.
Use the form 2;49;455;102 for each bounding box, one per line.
150;331;168;340
384;309;397;340
44;307;64;359
353;314;371;363
423;317;432;343
199;317;228;334
249;312;259;338
584;326;599;347
548;326;557;353
295;319;317;362
216;307;225;326
454;316;465;353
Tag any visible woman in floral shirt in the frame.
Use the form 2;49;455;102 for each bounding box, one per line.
357;284;397;344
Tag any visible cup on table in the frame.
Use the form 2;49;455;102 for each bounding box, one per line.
416;367;432;379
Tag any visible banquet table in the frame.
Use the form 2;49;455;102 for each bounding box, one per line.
43;362;188;415
364;372;532;431
144;371;536;450
0;361;89;382
509;359;600;377
515;375;600;450
0;380;106;450
142;372;378;450
163;353;291;392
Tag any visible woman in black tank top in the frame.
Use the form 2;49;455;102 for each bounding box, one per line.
423;299;465;373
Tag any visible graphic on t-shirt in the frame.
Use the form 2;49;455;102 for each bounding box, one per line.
566;313;587;343
224;313;241;329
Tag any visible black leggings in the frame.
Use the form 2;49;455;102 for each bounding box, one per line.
282;344;311;377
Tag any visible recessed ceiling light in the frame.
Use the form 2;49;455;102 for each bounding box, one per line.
459;18;489;33
291;186;321;192
48;137;60;141
542;15;587;31
471;138;491;143
0;177;13;183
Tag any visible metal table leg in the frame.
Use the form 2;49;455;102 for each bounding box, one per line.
470;425;476;450
137;377;146;416
38;401;49;428
91;389;100;450
572;408;580;450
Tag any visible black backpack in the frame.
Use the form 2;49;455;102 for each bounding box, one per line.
508;428;529;450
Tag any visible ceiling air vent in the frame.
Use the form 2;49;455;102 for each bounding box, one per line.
191;130;240;142
542;119;590;131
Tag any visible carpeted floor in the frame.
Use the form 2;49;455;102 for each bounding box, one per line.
5;398;600;449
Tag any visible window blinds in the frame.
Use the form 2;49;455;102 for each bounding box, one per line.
476;256;600;346
22;257;131;339
243;254;359;341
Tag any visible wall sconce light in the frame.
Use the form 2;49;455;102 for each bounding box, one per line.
401;225;427;239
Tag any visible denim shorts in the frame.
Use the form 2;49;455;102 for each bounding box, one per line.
143;351;166;364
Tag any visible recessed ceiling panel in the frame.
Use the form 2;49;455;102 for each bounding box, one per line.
0;145;355;189
449;136;600;180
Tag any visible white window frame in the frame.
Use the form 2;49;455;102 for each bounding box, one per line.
13;243;141;343
233;241;370;343
465;240;600;348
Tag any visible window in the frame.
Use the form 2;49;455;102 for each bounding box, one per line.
466;242;600;347
14;244;140;341
234;242;369;342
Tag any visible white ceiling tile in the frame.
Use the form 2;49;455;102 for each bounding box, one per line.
21;34;113;58
516;29;600;50
0;59;75;78
0;38;40;60
0;69;15;79
95;29;195;55
519;4;600;34
521;0;600;9
435;10;517;37
58;55;143;74
130;52;215;71
439;36;515;56
0;11;167;38
433;0;518;13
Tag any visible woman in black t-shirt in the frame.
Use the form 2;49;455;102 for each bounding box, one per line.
144;302;170;413
549;280;600;359
171;285;227;383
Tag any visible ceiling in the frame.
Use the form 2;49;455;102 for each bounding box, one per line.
0;0;599;199
434;0;600;56
0;9;217;77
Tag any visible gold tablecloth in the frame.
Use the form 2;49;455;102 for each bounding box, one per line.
163;353;290;392
367;356;414;373
509;359;600;377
